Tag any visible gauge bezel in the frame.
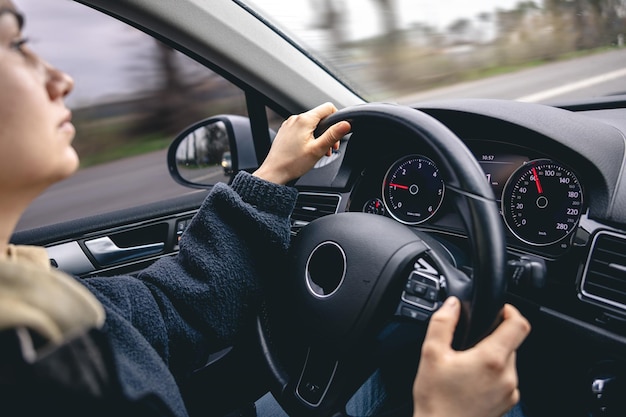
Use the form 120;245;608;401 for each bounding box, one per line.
382;154;445;225
501;158;584;246
362;197;386;216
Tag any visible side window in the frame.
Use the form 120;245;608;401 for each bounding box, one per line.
16;1;249;231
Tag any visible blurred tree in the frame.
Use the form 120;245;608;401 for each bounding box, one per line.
310;0;346;41
586;0;626;47
307;0;404;96
307;0;400;49
128;40;208;138
369;0;404;93
371;0;399;39
301;0;626;101
448;18;473;44
309;0;348;45
178;122;228;166
475;11;494;44
542;0;626;52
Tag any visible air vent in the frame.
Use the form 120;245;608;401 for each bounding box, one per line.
580;231;626;312
291;192;341;235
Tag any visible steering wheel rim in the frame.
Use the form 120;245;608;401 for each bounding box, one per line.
256;103;507;416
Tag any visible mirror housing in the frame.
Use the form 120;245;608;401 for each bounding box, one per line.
167;115;270;188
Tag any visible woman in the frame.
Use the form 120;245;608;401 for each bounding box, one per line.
0;1;530;416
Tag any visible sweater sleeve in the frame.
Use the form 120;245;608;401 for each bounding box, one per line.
80;171;297;414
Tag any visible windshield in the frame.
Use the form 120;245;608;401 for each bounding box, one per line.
246;0;626;105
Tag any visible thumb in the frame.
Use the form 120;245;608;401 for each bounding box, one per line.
423;296;461;349
316;121;351;155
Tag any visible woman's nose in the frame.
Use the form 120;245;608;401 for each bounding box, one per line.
45;61;74;100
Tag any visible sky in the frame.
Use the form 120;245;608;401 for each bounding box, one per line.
14;0;523;107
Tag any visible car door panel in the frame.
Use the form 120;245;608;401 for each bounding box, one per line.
12;194;205;278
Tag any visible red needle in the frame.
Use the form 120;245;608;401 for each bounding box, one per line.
532;167;543;194
389;183;409;190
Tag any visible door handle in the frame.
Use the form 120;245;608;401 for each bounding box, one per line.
85;236;164;266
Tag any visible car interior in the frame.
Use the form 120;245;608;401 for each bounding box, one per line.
9;0;626;416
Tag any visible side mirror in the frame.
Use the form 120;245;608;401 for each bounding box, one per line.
167;115;266;188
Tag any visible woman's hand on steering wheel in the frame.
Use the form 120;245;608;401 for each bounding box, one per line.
412;297;531;417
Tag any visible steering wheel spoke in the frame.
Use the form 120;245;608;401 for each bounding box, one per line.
291;346;371;416
268;343;377;417
294;347;339;407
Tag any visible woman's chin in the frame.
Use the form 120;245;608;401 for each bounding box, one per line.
55;148;80;181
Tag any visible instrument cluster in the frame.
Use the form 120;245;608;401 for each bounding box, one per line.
357;141;585;251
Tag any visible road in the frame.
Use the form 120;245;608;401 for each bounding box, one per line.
15;48;626;231
16;151;216;231
396;48;626;105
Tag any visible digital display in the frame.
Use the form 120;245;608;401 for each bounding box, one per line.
476;153;528;200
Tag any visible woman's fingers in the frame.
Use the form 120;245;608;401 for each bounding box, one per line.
422;296;461;352
475;304;531;355
318;121;351;156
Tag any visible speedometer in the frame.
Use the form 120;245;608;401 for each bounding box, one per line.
502;159;583;246
383;155;444;225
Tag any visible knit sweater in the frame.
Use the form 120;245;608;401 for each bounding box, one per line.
0;171;298;417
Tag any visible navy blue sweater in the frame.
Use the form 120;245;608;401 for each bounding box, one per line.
78;171;298;416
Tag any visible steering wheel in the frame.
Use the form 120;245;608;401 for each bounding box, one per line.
255;103;507;417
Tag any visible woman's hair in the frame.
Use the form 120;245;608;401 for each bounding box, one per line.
0;2;23;29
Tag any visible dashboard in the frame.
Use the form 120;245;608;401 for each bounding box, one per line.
293;97;626;343
348;139;585;258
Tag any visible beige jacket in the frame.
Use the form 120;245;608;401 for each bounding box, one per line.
0;244;105;353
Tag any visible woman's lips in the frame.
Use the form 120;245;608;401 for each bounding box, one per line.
59;112;75;136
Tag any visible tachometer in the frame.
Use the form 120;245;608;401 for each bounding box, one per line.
502;159;583;246
383;155;444;225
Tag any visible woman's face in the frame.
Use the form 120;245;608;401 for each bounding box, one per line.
0;1;78;195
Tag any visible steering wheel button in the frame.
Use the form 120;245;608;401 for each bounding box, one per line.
403;293;418;304
425;288;439;302
413;283;428;296
413;274;430;284
401;306;429;321
410;270;438;286
402;293;436;310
